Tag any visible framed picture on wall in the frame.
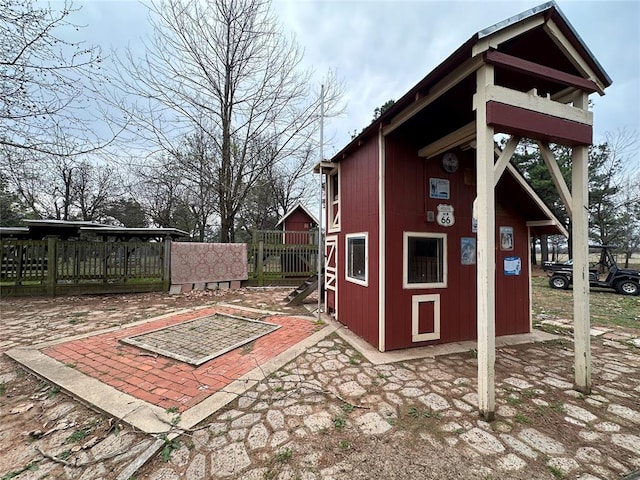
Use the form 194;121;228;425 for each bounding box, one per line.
461;237;476;265
500;226;514;251
429;178;450;199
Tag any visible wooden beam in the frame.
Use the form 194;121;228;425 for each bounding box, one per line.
526;220;568;237
418;122;476;158
378;127;387;352
383;56;482;136
487;102;592;146
484;50;599;93
493;135;520;186
537;142;573;218
477;85;593;125
572;91;592;394
551;87;579;104
313;161;336;174
475;64;496;421
544;20;606;94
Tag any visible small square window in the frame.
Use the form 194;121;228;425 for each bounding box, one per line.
403;232;446;288
346;233;368;286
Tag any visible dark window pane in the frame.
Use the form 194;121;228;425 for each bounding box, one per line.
407;236;443;283
348;237;366;281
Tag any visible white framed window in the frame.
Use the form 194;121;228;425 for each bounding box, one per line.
403;232;447;289
345;232;368;286
327;166;340;232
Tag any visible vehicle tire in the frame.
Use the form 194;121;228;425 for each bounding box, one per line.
549;275;569;290
615;280;639;296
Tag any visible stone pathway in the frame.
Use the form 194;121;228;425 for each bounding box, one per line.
1;289;639;480
134;334;640;480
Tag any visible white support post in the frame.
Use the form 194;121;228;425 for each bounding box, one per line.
475;64;496;421
572;91;591;394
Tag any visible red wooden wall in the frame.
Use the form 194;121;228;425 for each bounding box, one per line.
327;133;532;352
331;139;380;348
383;134;530;351
284;208;313;232
283;208;314;244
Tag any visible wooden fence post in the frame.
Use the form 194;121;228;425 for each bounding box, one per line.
46;236;57;297
257;240;264;287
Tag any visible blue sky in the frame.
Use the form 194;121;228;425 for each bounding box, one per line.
72;0;640;163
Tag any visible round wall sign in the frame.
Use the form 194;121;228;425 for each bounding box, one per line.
442;152;459;173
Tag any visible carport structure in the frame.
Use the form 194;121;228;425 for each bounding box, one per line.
336;1;611;420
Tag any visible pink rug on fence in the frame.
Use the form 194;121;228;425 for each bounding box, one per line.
170;242;248;284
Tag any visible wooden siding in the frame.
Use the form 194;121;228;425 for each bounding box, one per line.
383;135;530;351
494;204;531;337
332;138;380;348
283;209;315;242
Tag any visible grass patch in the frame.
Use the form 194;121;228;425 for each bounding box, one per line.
159;435;180;461
47;386;60;399
407;406;442;420
275;448;292;463
333;416;346;429
514;413;530;424
65;428;90;443
0;383;5;396
0;461;40;480
548;465;566;479
57;450;72;460
506;396;521;406
531;275;640;330
342;403;355;413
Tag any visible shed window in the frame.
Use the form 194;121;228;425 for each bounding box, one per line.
346;233;368;286
403;232;447;289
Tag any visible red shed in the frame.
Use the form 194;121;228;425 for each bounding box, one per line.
317;0;610;365
276;202;319;245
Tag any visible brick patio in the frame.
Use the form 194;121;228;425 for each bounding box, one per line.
42;306;320;411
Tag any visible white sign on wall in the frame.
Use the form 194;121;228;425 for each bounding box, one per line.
436;204;455;227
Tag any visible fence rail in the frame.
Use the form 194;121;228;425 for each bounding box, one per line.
252;229;318;246
247;230;320;286
1;238;169;296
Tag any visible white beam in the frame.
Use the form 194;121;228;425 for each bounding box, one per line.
378;127;387;352
572;91;591;393
506;165;569;238
475;64;496;421
383;57;482;136
418;122;476;158
537;142;573;218
551;87;579;104
493;135;520;186
544;20;606;95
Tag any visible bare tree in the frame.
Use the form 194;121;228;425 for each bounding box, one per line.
0;0;112;156
73;161;120;221
112;0;342;242
589;129;639;247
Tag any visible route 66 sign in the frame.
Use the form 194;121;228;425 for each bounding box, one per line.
436;204;455;227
